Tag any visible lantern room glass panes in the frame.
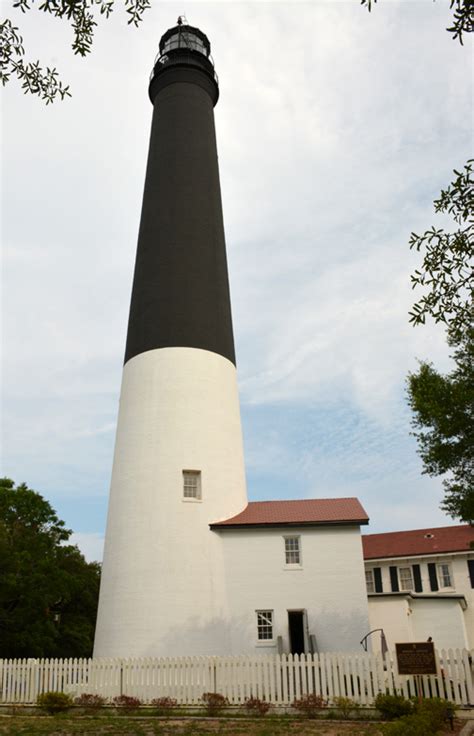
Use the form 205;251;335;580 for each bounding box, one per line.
162;31;208;56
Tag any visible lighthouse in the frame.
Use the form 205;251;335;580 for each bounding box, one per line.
94;19;248;658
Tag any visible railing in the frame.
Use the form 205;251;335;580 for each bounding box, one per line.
1;649;473;706
149;49;219;87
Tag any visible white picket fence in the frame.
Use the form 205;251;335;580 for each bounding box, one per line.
1;650;473;706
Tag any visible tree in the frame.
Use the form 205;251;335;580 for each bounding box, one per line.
408;329;473;523
1;0;151;103
407;161;473;523
409;159;473;342
361;0;474;45
0;478;101;658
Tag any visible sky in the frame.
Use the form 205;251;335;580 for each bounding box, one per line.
1;1;472;563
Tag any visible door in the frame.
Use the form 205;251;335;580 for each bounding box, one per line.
288;610;306;654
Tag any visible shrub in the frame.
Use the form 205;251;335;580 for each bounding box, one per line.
291;693;327;718
201;692;229;716
384;713;439;736
74;692;107;712
332;695;360;719
112;694;142;713
244;696;271;716
37;691;73;714
151;696;178;715
374;693;413;720
414;696;455;726
382;697;455;735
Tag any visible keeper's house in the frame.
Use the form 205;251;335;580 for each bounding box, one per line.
363;525;474;651
211;497;370;655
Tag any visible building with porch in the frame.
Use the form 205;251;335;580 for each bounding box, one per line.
363;525;474;651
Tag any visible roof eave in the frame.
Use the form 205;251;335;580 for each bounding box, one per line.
368;592;467;609
210;519;369;530
364;548;472;561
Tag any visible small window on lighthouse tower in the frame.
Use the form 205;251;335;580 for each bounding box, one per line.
183;470;201;500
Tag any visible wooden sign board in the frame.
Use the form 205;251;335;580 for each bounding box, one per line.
395;642;437;675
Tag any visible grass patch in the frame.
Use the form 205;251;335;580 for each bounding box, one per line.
0;715;388;735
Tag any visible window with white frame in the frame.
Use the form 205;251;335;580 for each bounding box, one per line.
182;470;201;499
365;569;375;593
256;610;273;640
437;563;453;588
399;566;413;591
284;536;301;565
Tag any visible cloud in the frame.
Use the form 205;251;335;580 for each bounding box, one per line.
72;423;116;439
70;532;104;563
2;1;471;540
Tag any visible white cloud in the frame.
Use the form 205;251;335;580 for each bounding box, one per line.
70;532;105;563
2;1;471;537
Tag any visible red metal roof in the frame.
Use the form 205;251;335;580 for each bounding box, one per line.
211;498;369;528
362;525;474;560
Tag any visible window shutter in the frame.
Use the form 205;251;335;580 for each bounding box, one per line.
412;564;423;592
389;566;399;592
468;560;474;588
374;567;383;593
428;562;439;591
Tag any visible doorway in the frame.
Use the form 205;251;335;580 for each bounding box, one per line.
288;610;306;654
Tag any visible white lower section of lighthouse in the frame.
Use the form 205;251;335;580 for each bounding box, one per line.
93;347;248;658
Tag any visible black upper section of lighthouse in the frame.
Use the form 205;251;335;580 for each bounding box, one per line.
124;20;236;366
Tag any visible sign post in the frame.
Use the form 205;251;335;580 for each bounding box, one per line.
395;642;437;703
